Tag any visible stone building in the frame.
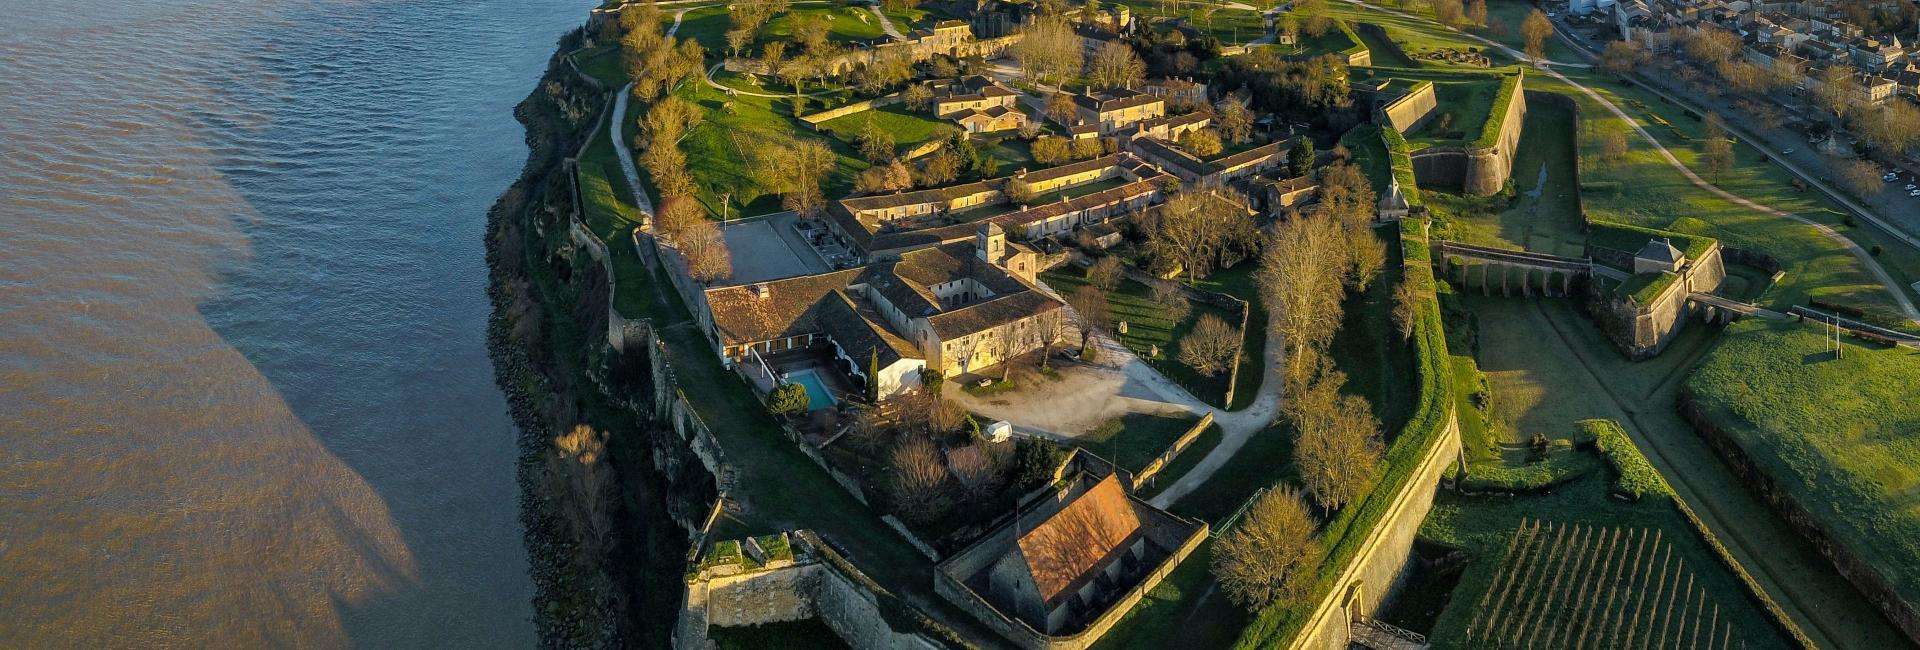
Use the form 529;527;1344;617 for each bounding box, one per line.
1070;89;1166;133
932;76;1021;117
935;456;1206;648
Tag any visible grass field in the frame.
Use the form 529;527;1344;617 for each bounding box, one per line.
1075;412;1205;473
1040;268;1242;408
1133;423;1225;499
759;6;888;47
1404;78;1500;148
672;5;732;55
1686;318;1920;610
664;78;870;218
817;104;956;155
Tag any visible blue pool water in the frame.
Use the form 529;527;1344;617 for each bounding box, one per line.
786;368;837;411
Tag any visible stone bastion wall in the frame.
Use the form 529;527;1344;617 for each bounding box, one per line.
1408;73;1527;197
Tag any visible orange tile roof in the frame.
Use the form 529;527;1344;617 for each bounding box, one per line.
1015;475;1142;605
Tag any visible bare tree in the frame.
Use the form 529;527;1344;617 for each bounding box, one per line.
1216;98;1254;145
889;436;952;524
1288;371;1382;510
1814;64;1858;120
1087;256;1125;292
1392;279;1420;341
547;424;614;564
1259;213;1347;384
1834;156;1885;198
1178;313;1242;376
1149;189;1259;284
1034;308;1072;369
1431;0;1465;27
929;397;967;435
1088;40;1146;89
1298;0;1333;36
1700;115;1734;174
1854;100;1920;155
1347;225;1387;291
678;220;734;283
903;82;934;111
1213;487;1320;610
1046;92;1080;126
1599;40;1647;78
1150;279;1192;324
1067;284;1111;343
1183;128;1224;157
1465;0;1487;26
995;323;1024;380
643;95;705;146
1012;18;1084;86
1599;129;1630;169
1520;9;1552;61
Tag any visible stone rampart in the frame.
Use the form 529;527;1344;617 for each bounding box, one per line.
1379;81;1438;134
1598;243;1726;360
1405;73;1526;196
1286;410;1461;649
676;532;946;649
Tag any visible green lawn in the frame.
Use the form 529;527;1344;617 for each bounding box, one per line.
664;78;871;218
1685;319;1920;612
673;5;732;56
817;104;956;155
1191;261;1269;411
760;6;888;47
569;45;627;88
1403;77;1499;148
1074;412;1205;473
1041;268;1241;408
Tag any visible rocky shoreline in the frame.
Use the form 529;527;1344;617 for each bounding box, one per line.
481;28;683;647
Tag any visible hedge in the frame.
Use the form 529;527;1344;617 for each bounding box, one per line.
1378;126;1425;208
1583;418;1669;501
1471;71;1524;150
1458;442;1597;493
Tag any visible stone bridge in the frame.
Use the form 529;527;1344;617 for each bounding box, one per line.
1685;292;1783;325
1432;239;1620;298
1350;616;1429;650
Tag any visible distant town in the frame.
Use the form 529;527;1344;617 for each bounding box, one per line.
493;0;1920;646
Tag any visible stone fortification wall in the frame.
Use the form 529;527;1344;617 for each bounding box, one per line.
798;94;904;127
676;533;946;650
1406;74;1526;196
1286;412;1461;649
1597;244;1726;360
1379;82;1438;135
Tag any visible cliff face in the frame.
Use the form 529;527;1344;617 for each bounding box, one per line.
484;26;715;647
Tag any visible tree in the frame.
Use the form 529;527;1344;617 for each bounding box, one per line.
1179;313;1242;376
1034;308;1072;369
1465;0;1488;27
1834;157;1884;198
1286;138;1315;177
1088;40;1147;89
1068;284;1111;343
1032;135;1073;165
761;41;787;79
1012;18;1084;85
858;116;897;163
1298;0;1333;36
995;323;1026;380
1213;488;1319;610
1599;128;1630;169
1217;99;1254;145
929;397;966;434
1700;115;1733;174
1431;0;1465;28
1150;280;1192;324
1288;371;1382;510
643;95;704;146
1681;25;1739;68
1599;40;1647;78
919;150;962;187
644;142;696;198
1259;213;1347;384
1314;162;1376;229
1183;128;1224;157
548;424;615;563
1814;64;1858;120
1520;9;1552;61
1071;136;1104;160
748;137;838;217
678;220;734;283
1392;279;1419;341
770;382;811;415
903;82;934;111
1149;189;1260;284
1046;92;1080;126
1854;100;1920;155
888;436;952;524
792;13;833;55
1347;226;1386;291
1087;256;1125;291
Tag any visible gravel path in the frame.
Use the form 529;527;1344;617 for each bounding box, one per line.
609;83;654;217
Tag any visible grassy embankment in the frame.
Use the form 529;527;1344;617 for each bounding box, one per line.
1686;319;1920;616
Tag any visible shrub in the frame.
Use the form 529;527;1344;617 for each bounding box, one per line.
1584;419;1668;501
769;382;811;416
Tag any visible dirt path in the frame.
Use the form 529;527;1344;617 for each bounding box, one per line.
1147;307;1287;508
609;83;655;217
867;5;905;40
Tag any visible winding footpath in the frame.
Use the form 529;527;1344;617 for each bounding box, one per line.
609;83;655;217
1146;310;1287;509
1343;0;1920;324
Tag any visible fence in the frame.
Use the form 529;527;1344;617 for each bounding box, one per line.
1130;413;1216;490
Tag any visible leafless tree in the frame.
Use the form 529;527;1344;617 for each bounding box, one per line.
1034;308;1073;369
547;424;615;564
1288;371;1382;510
1392;279;1420;341
1088;40;1146;89
1012;18;1084;86
1087;256;1124;292
1834;156;1885;198
1068;284;1111;342
1179;313;1242;376
995;323;1024;380
1520;9;1552;61
1259;213;1347;385
1216;98;1254;145
1700;115;1734;174
1213;487;1320;610
889;436;952;524
1150;279;1192;324
1599;40;1647;78
1149;189;1259;284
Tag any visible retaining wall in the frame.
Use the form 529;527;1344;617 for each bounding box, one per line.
676;534;945;650
1406;73;1526;196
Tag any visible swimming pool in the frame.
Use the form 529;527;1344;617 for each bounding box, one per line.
784;368;838;411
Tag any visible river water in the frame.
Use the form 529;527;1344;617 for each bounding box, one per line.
0;0;586;645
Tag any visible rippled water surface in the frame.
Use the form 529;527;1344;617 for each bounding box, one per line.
0;0;584;645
